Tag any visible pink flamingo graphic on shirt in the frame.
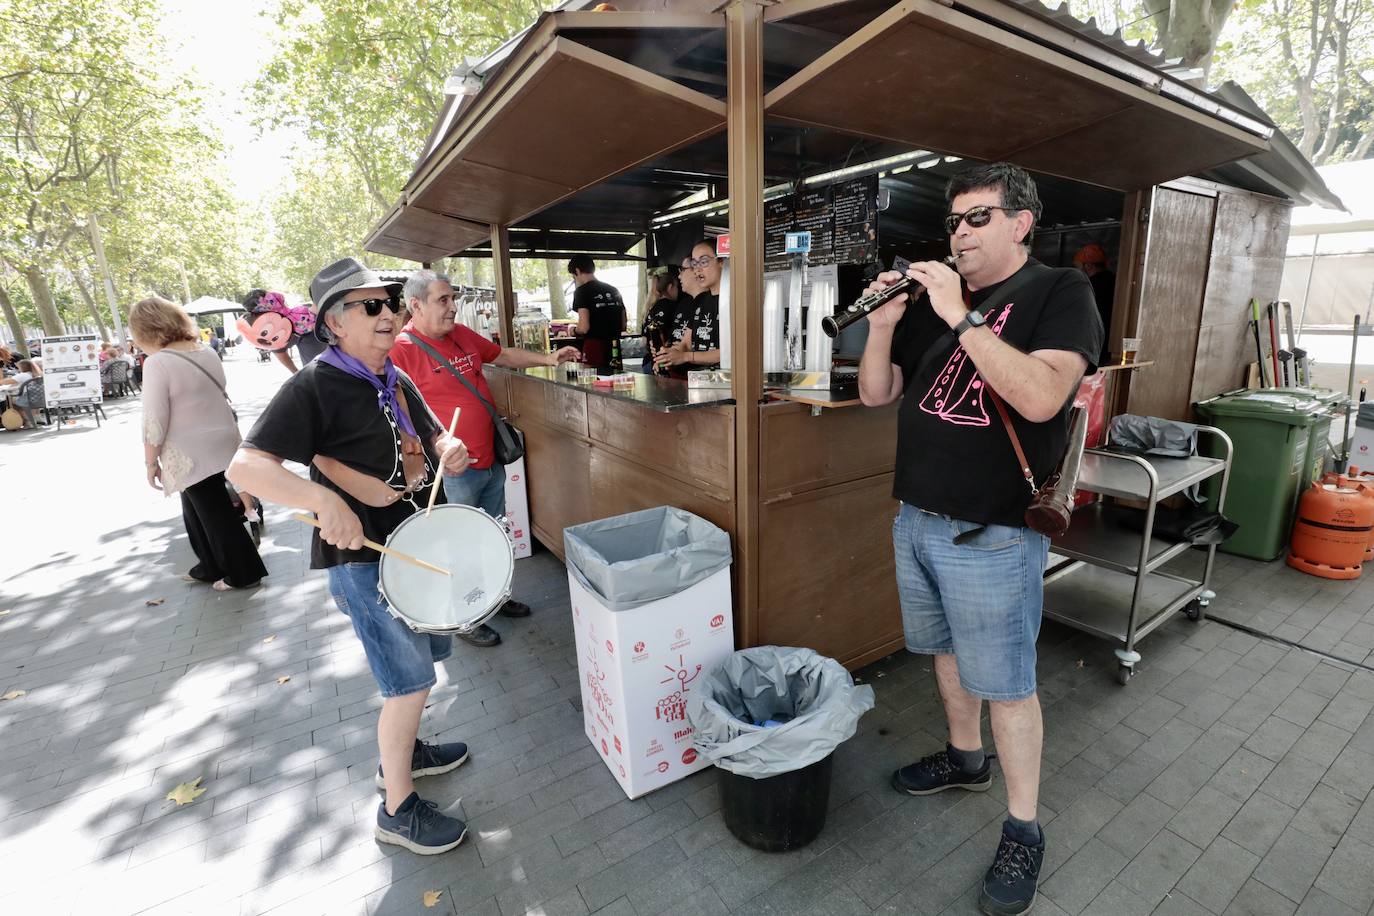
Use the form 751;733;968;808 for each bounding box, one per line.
919;302;1015;426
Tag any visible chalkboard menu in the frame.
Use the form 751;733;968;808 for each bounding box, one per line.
764;174;878;270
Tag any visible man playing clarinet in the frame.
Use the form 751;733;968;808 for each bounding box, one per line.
858;163;1102;915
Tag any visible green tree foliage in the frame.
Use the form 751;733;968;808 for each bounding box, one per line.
252;0;558;289
0;0;256;341
1066;0;1374;163
1213;0;1374;163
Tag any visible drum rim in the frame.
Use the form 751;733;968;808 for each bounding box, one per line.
378;503;515;635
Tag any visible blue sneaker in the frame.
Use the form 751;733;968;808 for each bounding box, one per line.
375;792;467;855
375;738;470;789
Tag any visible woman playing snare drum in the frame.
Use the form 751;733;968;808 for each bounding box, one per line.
228;257;476;856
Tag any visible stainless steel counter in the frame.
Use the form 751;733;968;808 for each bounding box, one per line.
485;365;735;413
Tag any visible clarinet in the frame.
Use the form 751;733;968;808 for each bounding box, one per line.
821;254;961;338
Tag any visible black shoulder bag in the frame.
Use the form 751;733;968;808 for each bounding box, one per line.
400;332;525;465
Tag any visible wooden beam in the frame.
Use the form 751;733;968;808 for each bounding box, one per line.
727;0;766;649
491;225;516;348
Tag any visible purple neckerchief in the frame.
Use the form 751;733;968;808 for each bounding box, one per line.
317;345;417;437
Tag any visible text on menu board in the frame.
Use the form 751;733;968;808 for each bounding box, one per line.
40;335;103;407
764;175;878;270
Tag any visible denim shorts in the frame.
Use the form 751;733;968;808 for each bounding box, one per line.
892;502;1049;701
443;464;506;520
326;562;452;698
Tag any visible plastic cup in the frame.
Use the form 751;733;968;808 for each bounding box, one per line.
1122;337;1142;366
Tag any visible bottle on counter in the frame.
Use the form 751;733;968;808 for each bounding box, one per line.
610;338;623;372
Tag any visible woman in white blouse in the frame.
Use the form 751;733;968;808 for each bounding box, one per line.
131;296;267;591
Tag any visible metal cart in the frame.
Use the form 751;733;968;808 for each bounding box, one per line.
1043;426;1234;685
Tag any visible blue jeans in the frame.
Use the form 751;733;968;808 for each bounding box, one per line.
892;502;1049;701
326;563;452;698
443;464;506;519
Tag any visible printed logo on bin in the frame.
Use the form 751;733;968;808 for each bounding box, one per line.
619;764;626;778
634;641;645;654
681;748;698;765
675;627;685;640
605;639;614;654
511;474;521;482
601;738;609;756
613;735;622;755
656;761;670;774
709;615;725;629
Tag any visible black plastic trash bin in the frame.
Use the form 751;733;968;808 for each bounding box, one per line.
718;753;834;852
688;646;873;853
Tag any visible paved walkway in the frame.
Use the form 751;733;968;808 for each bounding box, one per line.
2;352;1372;915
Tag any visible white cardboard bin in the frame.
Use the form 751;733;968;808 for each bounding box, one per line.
569;567;734;799
503;457;532;559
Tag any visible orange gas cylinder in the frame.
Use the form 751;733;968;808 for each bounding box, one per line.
1344;466;1374;561
1287;475;1374;579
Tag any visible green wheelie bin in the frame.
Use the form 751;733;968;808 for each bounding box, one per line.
1195;390;1326;560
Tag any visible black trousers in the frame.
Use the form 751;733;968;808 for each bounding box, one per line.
181;472;268;587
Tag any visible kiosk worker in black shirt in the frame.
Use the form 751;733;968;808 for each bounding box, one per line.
858;163;1102;916
228;257;479;857
655;238;723;375
568;254;627;368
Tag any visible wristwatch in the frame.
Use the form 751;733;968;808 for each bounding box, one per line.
952;310;987;339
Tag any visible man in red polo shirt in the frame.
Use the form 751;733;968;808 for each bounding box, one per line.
392;269;580;648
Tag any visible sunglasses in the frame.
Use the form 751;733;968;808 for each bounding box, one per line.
943;205;1023;236
343;295;401;317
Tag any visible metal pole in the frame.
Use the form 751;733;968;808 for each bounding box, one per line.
87;213;126;344
1341;315;1359;471
1295;233;1319;344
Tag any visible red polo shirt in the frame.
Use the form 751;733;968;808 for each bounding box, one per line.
391;323;503;469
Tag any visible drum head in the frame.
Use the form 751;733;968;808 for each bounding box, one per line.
379;504;514;634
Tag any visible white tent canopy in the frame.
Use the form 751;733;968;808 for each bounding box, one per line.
183;295;242;316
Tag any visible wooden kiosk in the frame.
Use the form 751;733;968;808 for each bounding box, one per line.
365;0;1336;669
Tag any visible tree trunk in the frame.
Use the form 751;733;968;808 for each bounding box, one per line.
0;285;28;356
1158;0;1236;70
23;265;65;336
69;266;112;341
546;259;567;319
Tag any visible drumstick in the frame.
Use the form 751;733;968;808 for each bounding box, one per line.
290;513;451;576
427;406;461;518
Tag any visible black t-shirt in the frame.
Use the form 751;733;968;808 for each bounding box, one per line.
242;361;443;568
296;333;328;364
686;292;720;357
668;294;698;345
573;279;626;342
889;259;1102;527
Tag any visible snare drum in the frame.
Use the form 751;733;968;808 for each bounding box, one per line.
378;504;515;635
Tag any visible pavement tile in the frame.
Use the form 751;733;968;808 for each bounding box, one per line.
1040;838;1128;914
1098;792;1177;859
1146;754;1216;809
1223;879;1300;915
1209;748;1279;804
1292;888;1363;916
1080;880;1153;916
1222;792;1297;858
1318;745;1374;802
1245;717;1308;763
1175;836;1260;915
1254;826;1333;904
1289;784;1362;850
1311;834;1374;913
1256;753;1324;810
1116;829;1202;906
1167;785;1244;849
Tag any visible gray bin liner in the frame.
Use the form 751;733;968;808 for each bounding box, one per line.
564;506;732;611
688;646;875;778
1109;414;1199;457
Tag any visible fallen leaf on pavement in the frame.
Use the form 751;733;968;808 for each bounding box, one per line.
2;689;26;701
1075;659;1084;669
145;598;166;607
277;676;290;685
166;777;206;806
422;890;444;908
262;635;276;644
